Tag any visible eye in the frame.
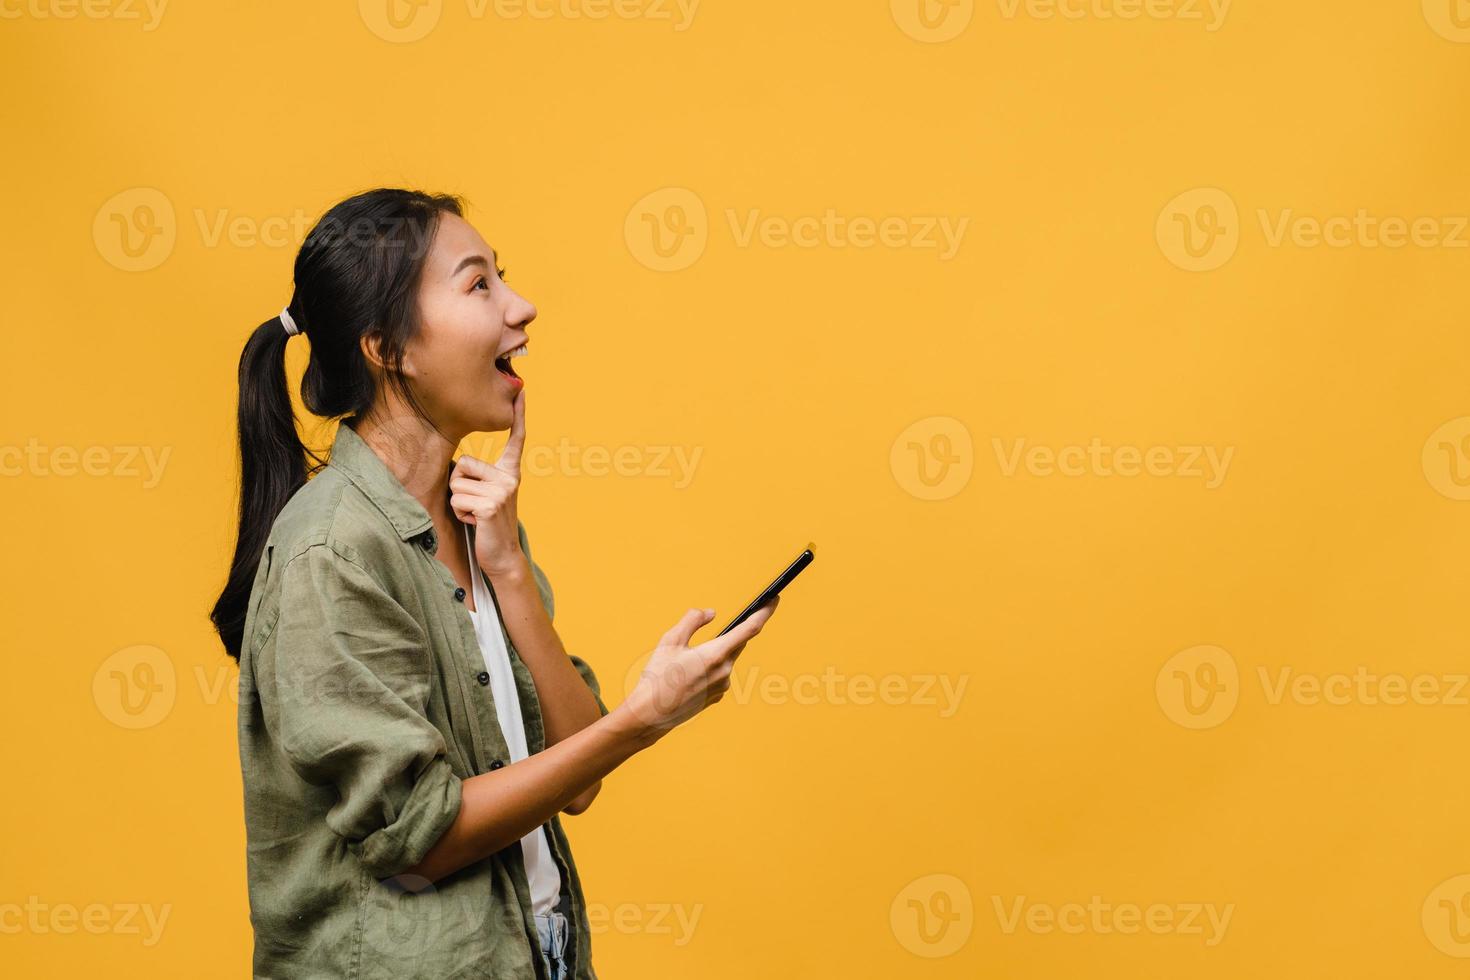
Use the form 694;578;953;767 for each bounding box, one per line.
472;275;489;292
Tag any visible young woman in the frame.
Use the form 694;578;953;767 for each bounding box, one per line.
210;188;778;979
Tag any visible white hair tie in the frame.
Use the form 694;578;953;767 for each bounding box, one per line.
280;307;301;336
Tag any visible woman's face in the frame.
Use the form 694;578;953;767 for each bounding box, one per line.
403;211;536;438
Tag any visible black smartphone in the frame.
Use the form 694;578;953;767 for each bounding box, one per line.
716;543;816;637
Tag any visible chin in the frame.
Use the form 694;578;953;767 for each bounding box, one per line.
480;407;514;433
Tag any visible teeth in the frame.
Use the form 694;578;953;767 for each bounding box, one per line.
502;344;528;359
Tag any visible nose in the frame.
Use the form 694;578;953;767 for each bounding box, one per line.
505;284;537;330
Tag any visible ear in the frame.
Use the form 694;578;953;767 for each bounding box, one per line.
360;327;422;383
359;331;388;373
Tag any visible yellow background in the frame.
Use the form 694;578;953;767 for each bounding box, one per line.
3;0;1470;975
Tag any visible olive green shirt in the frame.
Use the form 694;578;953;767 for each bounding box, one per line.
238;419;607;979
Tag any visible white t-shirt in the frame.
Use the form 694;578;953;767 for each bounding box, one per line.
463;524;562;917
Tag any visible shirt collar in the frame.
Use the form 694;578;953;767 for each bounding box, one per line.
327;420;456;544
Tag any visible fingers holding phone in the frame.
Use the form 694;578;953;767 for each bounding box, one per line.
622;598;781;738
617;544;811;741
699;594;779;663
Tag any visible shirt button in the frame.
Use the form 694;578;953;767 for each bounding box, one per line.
477;671;490;686
453;587;466;602
488;759;505;770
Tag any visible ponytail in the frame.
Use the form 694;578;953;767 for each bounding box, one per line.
210;312;320;661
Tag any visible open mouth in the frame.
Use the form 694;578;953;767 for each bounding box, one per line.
495;344;527;383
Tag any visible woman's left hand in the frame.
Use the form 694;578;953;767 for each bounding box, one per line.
450;389;529;580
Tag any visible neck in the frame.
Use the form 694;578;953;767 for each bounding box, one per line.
348;410;461;525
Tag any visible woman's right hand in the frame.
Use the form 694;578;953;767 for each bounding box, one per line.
621;598;781;738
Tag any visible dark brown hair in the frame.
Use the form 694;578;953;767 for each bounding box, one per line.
210;188;463;661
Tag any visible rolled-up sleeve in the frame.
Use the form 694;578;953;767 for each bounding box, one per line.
517;521;609;717
257;542;463;879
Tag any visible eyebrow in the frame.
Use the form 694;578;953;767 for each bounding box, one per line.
451;249;499;278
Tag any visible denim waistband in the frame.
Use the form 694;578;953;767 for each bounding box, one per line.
535;909;570;978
